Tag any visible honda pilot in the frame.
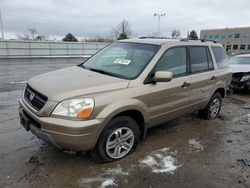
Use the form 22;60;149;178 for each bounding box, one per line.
19;38;232;162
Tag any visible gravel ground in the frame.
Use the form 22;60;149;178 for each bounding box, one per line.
0;58;250;188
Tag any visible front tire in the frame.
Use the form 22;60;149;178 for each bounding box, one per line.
91;116;140;163
199;92;222;120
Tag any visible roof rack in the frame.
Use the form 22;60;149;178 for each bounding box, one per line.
139;36;217;43
139;36;176;39
180;38;217;43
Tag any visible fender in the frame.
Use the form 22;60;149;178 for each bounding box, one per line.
96;98;149;123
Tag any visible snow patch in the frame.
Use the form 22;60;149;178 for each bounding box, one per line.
78;177;116;188
101;179;116;188
78;165;128;187
139;147;181;174
78;176;105;185
188;139;204;151
105;165;129;175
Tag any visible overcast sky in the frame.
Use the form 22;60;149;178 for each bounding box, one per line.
1;0;250;40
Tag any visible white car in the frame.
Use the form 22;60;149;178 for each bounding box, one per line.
229;54;250;91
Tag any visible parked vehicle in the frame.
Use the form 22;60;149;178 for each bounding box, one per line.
19;38;232;162
229;54;250;91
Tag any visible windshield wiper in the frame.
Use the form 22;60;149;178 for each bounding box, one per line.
88;67;127;79
89;68;116;76
89;68;106;74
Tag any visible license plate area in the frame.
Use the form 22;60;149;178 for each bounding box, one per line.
19;109;31;131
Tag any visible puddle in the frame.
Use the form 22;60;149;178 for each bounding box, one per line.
77;148;181;187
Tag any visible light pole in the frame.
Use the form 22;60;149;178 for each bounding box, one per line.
0;8;4;40
154;13;166;36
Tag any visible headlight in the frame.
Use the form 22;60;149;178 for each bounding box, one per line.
52;98;94;120
240;75;250;82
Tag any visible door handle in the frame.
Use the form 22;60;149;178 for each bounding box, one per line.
181;82;191;88
211;76;217;80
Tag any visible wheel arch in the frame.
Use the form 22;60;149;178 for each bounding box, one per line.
90;100;148;149
213;87;225;98
112;109;146;140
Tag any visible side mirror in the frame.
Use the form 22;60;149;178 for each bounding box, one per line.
154;71;173;82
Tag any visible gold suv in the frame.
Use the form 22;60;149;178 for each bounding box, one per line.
19;38;232;162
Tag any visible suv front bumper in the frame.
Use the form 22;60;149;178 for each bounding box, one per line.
19;98;104;151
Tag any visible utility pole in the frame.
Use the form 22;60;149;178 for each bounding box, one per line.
154;13;166;36
122;20;125;35
0;8;4;39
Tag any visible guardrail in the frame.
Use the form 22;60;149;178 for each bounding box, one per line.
0;40;109;58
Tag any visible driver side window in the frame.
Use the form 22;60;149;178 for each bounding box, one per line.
155;47;187;76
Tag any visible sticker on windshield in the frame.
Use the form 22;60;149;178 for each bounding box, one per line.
114;59;131;65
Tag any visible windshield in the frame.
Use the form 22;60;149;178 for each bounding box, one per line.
83;42;160;79
229;56;250;65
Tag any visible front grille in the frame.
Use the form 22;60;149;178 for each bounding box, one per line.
24;85;48;111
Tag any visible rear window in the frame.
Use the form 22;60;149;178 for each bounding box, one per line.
189;46;212;73
211;46;228;69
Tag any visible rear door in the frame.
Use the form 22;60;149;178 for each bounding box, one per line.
188;46;216;110
146;46;193;126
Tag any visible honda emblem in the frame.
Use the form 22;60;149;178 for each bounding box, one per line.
29;92;35;101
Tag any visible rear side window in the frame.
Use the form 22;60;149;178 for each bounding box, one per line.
189;46;212;73
211;46;228;69
155;47;187;76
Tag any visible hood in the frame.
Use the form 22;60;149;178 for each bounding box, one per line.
230;64;250;73
28;66;130;101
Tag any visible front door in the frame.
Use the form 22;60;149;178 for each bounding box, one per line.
146;47;192;126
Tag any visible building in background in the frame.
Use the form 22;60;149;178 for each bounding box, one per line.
200;27;250;54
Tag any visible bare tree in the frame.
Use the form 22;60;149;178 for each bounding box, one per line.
16;33;30;40
17;28;48;41
110;20;133;40
35;35;48;41
171;29;181;39
28;28;37;40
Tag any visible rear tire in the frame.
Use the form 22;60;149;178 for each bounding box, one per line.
90;116;140;163
199;92;222;120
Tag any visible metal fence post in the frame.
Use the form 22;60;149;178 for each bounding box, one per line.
5;40;9;57
28;41;32;56
82;42;84;55
66;42;69;56
49;42;52;56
